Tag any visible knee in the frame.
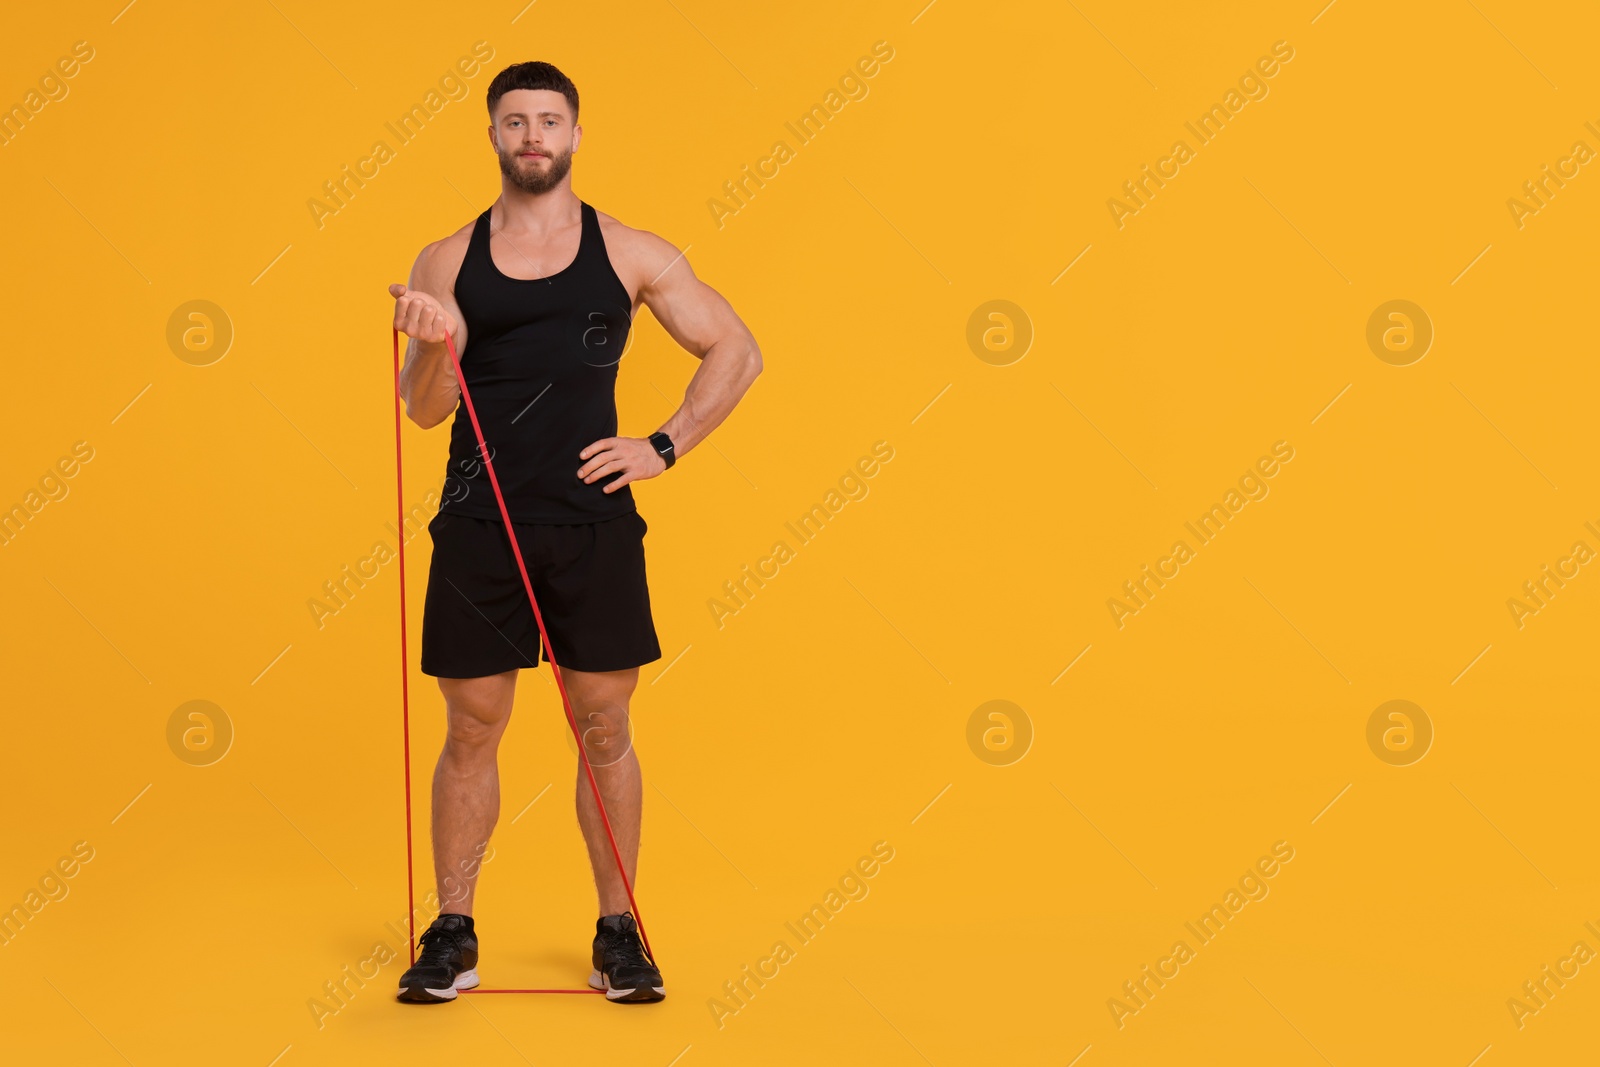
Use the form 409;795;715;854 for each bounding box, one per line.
573;699;633;764
446;710;504;753
440;676;513;755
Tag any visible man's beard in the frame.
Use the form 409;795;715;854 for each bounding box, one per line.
498;144;572;194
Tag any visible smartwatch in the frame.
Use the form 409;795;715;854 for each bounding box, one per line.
648;431;676;470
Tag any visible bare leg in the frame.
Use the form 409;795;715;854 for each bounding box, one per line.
560;666;642;916
431;670;518;916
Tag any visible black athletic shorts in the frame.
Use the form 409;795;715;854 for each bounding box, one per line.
420;508;663;678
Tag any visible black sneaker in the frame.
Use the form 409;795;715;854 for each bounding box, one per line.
589;913;665;1002
397;914;480;1003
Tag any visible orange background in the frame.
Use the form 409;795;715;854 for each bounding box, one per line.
3;1;1598;1064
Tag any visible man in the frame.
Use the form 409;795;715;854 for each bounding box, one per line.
388;60;762;1004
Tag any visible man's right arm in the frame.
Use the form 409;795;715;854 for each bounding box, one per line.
393;238;469;430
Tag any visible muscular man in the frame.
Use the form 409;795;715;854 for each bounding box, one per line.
389;60;761;1004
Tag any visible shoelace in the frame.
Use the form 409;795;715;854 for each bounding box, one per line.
605;925;654;974
416;926;466;964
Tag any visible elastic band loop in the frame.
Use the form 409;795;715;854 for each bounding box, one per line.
394;325;656;981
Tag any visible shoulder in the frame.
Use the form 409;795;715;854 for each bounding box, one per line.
411;216;479;293
593;207;695;297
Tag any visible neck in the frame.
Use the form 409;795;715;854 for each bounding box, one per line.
494;182;580;231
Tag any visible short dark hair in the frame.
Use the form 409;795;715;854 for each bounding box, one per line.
486;61;579;122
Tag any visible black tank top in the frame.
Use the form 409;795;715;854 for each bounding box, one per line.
440;200;637;524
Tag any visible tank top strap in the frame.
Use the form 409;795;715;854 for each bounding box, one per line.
466;208;493;262
577;201;603;264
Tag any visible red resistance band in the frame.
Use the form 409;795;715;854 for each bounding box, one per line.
393;326;656;994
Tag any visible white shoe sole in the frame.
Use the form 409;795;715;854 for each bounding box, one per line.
590;968;665;1001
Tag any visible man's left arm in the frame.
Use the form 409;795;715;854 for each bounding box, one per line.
578;231;763;492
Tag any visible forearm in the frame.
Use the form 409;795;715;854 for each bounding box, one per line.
654;339;762;458
399;338;462;429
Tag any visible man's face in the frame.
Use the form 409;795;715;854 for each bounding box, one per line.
490;89;577;194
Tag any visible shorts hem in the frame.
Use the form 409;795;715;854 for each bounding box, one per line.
421;649;664;678
422;637;663;678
